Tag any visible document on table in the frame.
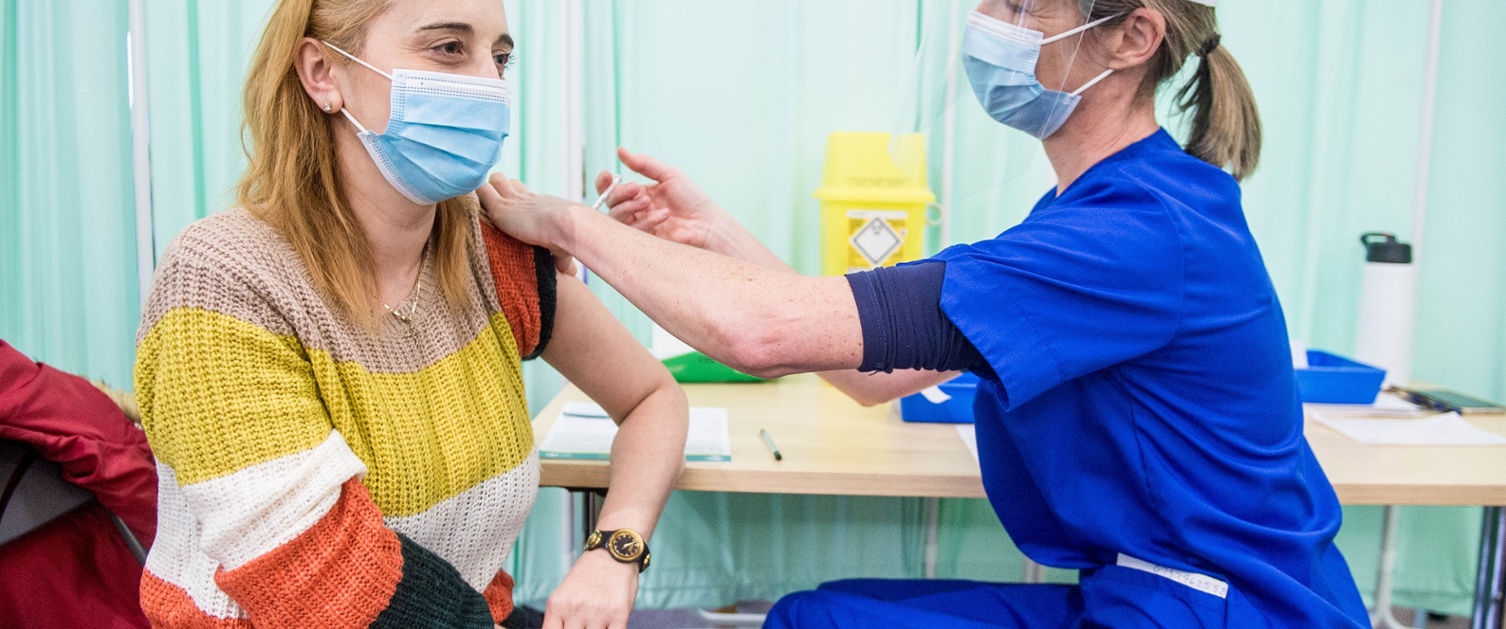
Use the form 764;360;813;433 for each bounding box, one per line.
957;424;979;463
540;403;732;462
1305;392;1429;418
1312;411;1506;447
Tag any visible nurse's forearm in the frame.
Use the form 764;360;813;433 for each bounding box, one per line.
560;206;863;378
702;216;793;272
696;212;960;405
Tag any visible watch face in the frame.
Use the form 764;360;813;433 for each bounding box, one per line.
608;530;643;560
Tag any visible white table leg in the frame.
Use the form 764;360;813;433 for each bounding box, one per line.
1022;558;1046;584
1371;505;1410;629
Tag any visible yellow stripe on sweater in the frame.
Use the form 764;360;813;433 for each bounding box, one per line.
138;308;536;516
315;314;534;517
137;308;331;486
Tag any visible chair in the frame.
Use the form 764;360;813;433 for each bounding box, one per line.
0;439;147;562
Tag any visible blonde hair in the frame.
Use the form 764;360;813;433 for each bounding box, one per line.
1084;0;1262;180
90;379;141;424
239;0;476;326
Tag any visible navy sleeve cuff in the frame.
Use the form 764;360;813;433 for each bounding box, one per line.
845;262;985;374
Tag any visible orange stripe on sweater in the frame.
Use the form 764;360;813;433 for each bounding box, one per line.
140;570;252;629
481;221;543;357
483;569;517;621
212;479;404;628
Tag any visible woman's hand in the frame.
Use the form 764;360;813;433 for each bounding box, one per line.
596;147;732;251
543;549;641;629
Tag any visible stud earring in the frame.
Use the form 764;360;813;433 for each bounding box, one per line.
323;102;333;112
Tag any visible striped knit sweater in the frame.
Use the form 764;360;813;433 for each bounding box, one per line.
133;208;555;628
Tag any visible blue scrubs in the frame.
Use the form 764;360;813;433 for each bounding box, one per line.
767;130;1368;628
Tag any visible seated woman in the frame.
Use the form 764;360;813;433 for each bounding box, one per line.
132;1;688;627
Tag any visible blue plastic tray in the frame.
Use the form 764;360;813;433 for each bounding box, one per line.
900;373;979;423
1295;350;1386;404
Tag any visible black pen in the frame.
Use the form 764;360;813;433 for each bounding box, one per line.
759;428;783;461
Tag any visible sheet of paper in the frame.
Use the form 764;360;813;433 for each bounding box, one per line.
1313;412;1506;447
920;386;952;404
1305;392;1428;418
956;424;979;463
541;404;732;462
650;323;696;360
560;401;610;418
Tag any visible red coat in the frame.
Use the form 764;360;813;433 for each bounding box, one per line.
0;339;157;629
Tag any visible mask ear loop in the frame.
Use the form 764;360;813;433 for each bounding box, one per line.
1071;69;1115;96
320;40;389;133
321;40;394;80
337;108;371;134
1043;14;1122;97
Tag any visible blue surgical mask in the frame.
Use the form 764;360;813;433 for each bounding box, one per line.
961;11;1117;140
324;42;511;205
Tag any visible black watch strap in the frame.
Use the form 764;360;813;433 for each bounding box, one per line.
584;528;651;573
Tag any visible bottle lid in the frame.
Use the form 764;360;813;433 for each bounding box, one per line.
1360;233;1412;264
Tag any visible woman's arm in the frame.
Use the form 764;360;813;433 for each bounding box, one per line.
481;176;863;379
538;271;688;629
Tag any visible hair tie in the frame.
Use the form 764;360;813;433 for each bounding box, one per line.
1199;35;1222;57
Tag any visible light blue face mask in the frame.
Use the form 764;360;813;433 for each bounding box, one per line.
961;11;1117;140
324;42;511;205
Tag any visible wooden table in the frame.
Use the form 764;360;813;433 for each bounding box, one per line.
534;374;1506;628
534;374;985;499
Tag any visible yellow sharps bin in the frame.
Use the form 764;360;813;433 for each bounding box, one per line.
815;132;936;276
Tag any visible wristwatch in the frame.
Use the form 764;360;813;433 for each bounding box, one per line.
584;528;651;573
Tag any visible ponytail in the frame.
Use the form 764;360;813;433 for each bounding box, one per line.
1089;0;1263;181
1175;41;1263;181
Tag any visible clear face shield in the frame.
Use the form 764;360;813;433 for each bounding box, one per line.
889;0;1104;233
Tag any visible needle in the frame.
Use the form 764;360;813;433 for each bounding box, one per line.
592;175;622;211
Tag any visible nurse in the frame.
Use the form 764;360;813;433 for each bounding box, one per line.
481;0;1369;626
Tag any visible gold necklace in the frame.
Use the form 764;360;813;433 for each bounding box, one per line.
382;245;428;324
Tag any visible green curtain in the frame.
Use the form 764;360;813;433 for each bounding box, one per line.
0;0;138;389
142;0;270;259
4;0;1503;616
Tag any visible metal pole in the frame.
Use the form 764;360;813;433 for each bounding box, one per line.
1409;0;1443;259
128;0;156;303
560;0;590;571
1471;506;1504;629
1371;506;1409;629
1023;558;1045;584
924;497;939;579
582;490;605;541
563;0;585;202
937;0;962;249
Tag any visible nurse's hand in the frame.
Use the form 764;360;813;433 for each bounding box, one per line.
596;147;733;251
478;173;581;272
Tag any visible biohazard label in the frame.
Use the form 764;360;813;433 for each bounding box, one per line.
847;210;907;270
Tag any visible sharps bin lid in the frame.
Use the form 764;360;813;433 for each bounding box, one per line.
813;132;936;205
